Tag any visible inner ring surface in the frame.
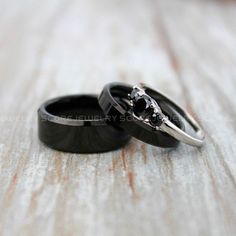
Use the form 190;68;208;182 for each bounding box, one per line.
45;95;105;120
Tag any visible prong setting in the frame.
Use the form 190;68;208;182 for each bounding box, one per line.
129;86;165;128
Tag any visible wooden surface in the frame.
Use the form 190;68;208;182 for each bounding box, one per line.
0;0;236;235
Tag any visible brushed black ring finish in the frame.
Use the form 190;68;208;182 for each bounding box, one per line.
98;83;185;148
38;95;131;153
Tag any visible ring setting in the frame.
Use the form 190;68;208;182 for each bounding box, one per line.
128;84;205;147
99;82;205;147
128;86;165;128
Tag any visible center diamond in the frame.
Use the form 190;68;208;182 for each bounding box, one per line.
133;94;154;118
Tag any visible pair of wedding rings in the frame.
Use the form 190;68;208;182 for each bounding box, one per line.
38;82;205;153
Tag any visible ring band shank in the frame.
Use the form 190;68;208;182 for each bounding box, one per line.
143;85;205;147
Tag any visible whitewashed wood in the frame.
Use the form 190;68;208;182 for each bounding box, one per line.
0;0;235;235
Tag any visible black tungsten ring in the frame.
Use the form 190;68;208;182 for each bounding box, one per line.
38;94;131;153
98;82;185;148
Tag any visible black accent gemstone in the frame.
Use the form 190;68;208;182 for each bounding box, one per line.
133;96;153;118
134;98;146;113
150;113;163;127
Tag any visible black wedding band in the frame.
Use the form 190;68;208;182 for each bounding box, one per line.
98;83;185;148
38;95;131;153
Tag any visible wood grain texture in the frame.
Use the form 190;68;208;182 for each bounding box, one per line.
0;0;236;235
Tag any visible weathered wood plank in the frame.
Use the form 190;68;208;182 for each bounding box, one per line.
0;0;235;235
